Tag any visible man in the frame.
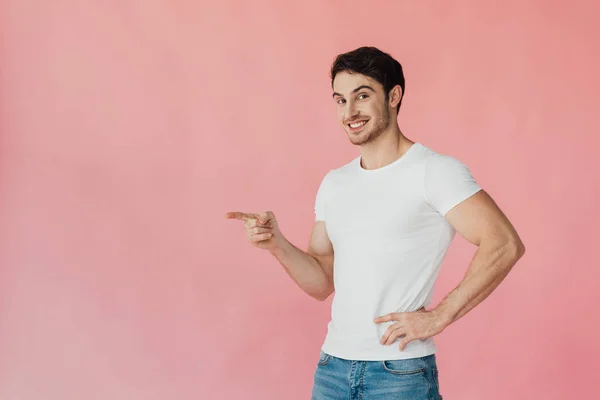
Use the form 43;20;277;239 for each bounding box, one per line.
225;46;525;399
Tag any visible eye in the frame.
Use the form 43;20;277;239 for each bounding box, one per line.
358;93;369;100
336;98;346;105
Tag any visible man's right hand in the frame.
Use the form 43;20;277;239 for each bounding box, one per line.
224;210;285;251
226;210;334;300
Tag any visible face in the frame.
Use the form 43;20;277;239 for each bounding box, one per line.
332;71;393;146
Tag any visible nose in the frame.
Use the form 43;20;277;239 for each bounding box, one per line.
344;102;359;123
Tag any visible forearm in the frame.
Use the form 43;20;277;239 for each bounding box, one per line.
270;237;332;300
433;240;525;327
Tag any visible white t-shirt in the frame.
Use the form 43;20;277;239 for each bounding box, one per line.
314;142;482;361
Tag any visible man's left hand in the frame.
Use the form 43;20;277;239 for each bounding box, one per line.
373;307;448;351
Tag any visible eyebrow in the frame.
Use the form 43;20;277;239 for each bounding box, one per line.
332;85;375;98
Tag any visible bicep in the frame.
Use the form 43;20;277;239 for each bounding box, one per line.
444;190;522;249
307;221;334;282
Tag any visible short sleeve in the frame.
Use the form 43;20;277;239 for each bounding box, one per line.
424;154;482;216
314;172;330;222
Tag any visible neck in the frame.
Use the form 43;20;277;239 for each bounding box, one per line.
359;126;415;170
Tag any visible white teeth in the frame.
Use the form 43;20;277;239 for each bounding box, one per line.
350;121;367;128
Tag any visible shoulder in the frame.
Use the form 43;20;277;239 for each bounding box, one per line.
416;143;457;163
321;156;359;183
426;153;467;172
418;144;474;178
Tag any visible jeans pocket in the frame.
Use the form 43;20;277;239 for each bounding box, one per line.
317;350;331;366
381;359;426;375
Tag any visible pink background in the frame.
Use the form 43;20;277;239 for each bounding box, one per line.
1;1;599;399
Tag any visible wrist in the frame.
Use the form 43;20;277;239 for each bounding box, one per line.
431;304;455;330
270;235;291;257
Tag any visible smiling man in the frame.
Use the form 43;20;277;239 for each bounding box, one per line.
225;46;525;399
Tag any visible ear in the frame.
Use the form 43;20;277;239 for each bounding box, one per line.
388;85;403;109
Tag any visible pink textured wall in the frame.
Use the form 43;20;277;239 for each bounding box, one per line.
1;1;599;399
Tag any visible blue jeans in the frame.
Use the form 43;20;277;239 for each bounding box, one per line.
311;350;442;399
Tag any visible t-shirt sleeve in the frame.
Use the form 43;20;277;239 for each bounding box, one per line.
424;154;482;216
314;172;330;222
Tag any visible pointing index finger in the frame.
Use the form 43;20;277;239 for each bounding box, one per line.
224;212;259;221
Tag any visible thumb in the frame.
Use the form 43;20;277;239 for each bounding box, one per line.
258;212;268;224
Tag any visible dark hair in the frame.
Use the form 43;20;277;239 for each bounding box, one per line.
330;46;405;113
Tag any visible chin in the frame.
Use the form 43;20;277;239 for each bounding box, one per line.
347;129;369;142
348;135;369;146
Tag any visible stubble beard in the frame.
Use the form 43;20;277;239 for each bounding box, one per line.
349;106;391;146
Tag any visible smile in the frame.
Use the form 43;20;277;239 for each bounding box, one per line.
349;120;368;129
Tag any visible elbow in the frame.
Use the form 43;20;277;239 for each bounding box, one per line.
314;293;331;302
518;241;526;258
312;284;334;302
509;237;526;261
313;294;328;302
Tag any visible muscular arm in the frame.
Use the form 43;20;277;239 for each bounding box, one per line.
432;190;526;327
270;221;335;301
